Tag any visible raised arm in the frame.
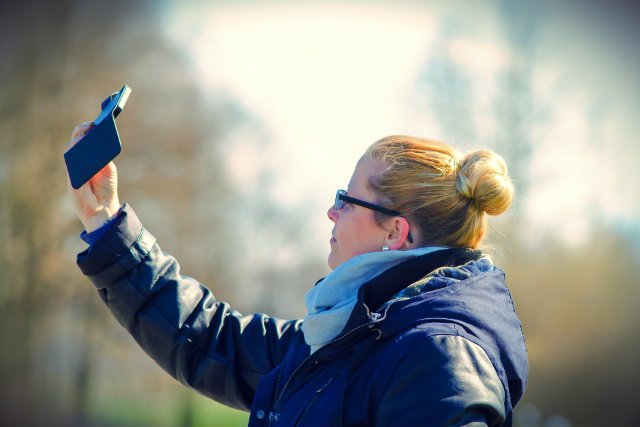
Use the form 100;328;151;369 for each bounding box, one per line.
66;124;301;410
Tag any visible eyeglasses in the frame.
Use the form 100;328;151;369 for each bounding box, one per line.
334;189;414;243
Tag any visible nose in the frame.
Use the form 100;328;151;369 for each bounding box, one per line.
327;205;338;222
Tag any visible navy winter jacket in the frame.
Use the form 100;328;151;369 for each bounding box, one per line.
77;205;528;426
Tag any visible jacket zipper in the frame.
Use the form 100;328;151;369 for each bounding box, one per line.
295;375;336;425
268;323;371;425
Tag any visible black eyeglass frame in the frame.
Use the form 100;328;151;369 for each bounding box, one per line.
334;189;414;243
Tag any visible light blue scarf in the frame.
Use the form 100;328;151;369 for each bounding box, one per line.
302;246;445;353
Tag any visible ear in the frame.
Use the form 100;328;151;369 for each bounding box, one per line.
384;217;413;250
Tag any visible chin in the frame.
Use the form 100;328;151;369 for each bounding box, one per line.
327;252;338;271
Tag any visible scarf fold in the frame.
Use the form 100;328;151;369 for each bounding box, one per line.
302;246;445;353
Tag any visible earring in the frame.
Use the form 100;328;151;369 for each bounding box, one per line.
382;245;389;251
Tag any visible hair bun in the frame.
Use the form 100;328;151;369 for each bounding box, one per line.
456;149;514;215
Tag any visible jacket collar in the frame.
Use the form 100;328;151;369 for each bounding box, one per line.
341;248;484;335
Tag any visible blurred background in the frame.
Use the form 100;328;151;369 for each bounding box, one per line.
1;0;639;426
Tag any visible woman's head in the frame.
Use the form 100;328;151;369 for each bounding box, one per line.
327;155;414;269
365;135;514;249
326;135;514;269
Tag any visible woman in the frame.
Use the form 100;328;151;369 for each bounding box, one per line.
67;125;528;426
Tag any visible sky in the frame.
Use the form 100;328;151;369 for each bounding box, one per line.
162;0;640;252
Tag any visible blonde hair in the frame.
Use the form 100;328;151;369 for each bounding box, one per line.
365;135;514;248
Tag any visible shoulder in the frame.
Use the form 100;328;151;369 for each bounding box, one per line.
372;333;507;426
377;329;503;389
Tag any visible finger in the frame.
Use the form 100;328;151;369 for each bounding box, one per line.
68;122;95;149
70;122;94;140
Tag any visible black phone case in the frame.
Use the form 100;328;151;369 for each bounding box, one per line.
65;85;131;189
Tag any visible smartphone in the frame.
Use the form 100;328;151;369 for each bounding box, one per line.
65;85;131;189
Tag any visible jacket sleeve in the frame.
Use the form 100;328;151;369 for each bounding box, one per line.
374;335;506;427
76;204;302;411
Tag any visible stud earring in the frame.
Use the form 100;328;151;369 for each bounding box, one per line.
382;245;389;251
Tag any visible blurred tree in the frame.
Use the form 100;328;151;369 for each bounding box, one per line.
0;0;248;425
414;21;477;149
492;3;640;425
494;0;541;199
498;226;640;427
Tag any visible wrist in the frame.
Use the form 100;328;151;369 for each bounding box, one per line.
83;202;121;233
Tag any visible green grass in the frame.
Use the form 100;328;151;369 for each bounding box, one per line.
87;393;249;427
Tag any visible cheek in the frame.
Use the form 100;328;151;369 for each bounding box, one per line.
336;214;379;255
335;216;357;244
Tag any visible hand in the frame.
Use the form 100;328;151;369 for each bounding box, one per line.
66;122;121;232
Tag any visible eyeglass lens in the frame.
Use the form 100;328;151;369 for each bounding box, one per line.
334;190;345;210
